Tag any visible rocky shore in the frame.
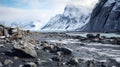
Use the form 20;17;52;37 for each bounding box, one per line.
0;25;120;67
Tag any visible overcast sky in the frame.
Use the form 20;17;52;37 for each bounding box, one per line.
0;0;98;25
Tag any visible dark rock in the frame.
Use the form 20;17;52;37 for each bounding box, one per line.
0;27;3;36
4;59;13;65
86;60;95;67
67;58;79;65
50;46;61;53
80;43;85;46
100;36;106;39
23;62;37;67
86;34;100;39
42;45;54;51
36;59;48;65
51;56;60;61
60;47;73;55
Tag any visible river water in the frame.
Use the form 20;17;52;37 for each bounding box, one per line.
47;33;120;63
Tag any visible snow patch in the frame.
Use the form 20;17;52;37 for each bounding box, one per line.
104;0;116;7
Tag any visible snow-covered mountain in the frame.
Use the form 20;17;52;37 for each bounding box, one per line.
0;21;42;31
41;5;91;31
76;0;120;32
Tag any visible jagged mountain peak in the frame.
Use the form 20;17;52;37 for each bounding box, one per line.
41;4;90;31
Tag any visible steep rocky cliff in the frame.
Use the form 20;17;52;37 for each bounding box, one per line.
77;0;120;32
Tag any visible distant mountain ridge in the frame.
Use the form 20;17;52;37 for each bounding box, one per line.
41;5;90;31
0;21;42;31
42;0;120;32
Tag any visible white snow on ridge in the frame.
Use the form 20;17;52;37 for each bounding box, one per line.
42;0;99;31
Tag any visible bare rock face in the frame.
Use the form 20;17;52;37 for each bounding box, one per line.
14;41;37;58
77;0;120;32
0;27;3;36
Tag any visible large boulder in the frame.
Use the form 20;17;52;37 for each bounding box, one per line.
60;47;73;55
14;41;37;58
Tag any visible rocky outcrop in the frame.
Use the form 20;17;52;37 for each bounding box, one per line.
77;0;120;32
0;26;4;36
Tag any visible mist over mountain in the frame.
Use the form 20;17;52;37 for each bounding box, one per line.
0;21;42;31
41;0;98;31
41;5;90;31
42;0;120;32
1;0;119;32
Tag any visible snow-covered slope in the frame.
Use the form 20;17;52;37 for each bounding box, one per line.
41;5;91;31
0;21;42;31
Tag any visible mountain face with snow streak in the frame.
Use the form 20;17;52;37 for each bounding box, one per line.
41;5;90;31
77;0;120;32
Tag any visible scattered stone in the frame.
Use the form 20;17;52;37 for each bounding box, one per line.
4;28;10;38
50;46;61;53
67;58;79;65
51;56;60;61
18;64;23;67
0;45;5;48
4;59;13;65
86;34;100;39
86;60;95;67
0;27;3;36
56;51;62;56
86;34;96;38
14;41;37;58
80;43;85;46
42;45;54;52
1;53;5;55
14;56;19;60
60;47;73;55
41;41;48;44
100;36;106;39
24;62;37;67
0;62;3;67
36;59;48;65
0;36;5;39
92;38;100;42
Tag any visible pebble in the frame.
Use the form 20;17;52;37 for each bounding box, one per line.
51;56;60;61
4;59;14;65
24;62;37;67
60;47;73;55
67;58;79;65
14;56;19;60
0;62;3;67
